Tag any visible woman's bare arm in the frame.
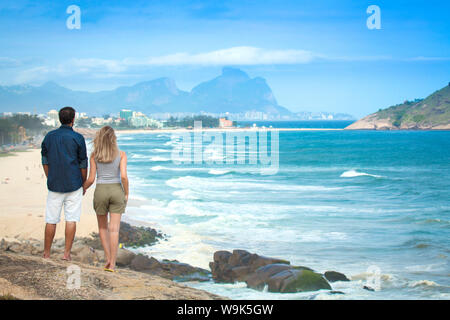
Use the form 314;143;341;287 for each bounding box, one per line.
120;151;129;202
83;155;97;191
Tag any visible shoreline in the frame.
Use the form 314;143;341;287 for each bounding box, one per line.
115;127;344;135
0;149;98;240
0;149;225;300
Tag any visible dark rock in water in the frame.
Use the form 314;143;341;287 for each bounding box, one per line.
173;271;211;282
210;249;290;283
247;265;331;293
278;269;331;293
330;291;345;295
363;285;375;292
230;266;252;282
210;249;332;293
213;251;232;264
324;271;350;282
246;264;293;290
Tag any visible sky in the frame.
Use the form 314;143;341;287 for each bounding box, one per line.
0;0;449;117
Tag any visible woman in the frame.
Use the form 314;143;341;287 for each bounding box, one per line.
84;126;128;272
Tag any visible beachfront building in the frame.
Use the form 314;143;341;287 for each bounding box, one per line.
76;112;88;119
44;110;60;127
129;112;163;128
47;110;59;121
119;109;133;122
219;117;233;128
91;117;114;126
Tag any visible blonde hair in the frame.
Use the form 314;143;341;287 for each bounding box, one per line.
92;126;119;163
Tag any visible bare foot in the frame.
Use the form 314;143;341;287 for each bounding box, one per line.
62;254;71;261
43;252;50;259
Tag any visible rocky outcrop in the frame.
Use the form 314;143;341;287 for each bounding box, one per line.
118;221;164;248
1;237;211;283
345;114;450;130
129;254;211;282
346;84;450;130
0;251;222;300
210;249;339;293
81;221;164;250
210;249;289;283
345;114;396;130
324;271;350;282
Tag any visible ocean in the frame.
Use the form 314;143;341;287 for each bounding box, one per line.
115;121;450;299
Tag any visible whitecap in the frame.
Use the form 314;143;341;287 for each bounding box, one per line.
151;148;171;153
172;189;200;200
149;156;171;162
340;170;382;178
409;280;439;288
166;176;342;192
208;169;231;175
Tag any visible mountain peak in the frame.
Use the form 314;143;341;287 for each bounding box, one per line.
41;81;63;89
221;67;250;79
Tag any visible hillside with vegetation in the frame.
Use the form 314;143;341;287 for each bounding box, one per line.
346;83;450;130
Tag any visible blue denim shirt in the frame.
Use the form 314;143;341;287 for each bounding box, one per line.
41;125;88;193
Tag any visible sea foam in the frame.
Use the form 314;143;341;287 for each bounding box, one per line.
340;170;382;178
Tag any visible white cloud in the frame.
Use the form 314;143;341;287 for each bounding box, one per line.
10;47;448;83
13;47;318;82
71;46;317;71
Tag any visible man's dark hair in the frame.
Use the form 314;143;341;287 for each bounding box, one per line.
59;106;76;125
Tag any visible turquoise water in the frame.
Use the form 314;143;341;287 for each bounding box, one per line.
117;123;450;299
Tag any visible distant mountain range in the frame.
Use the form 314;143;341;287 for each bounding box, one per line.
346;83;450;130
0;67;293;117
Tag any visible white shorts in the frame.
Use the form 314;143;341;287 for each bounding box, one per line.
45;187;83;224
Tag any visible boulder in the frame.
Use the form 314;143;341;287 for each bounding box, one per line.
119;222;164;247
73;246;101;265
209;249;335;293
213;250;232;264
116;248;136;266
130;254;160;271
278;269;331;293
210;249;290;283
230;266;251;282
249;255;290;272
324;271;350;282
128;255;211;281
246;264;293;290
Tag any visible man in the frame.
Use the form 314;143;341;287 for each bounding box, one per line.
41;106;88;260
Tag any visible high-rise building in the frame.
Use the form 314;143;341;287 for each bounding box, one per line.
47;110;59;122
119;109;133;121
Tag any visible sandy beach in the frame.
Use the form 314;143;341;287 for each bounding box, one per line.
0;149;98;240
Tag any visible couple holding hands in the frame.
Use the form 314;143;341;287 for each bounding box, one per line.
41;106;128;272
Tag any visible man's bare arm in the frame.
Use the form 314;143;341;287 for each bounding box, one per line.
43;164;49;178
80;168;87;183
